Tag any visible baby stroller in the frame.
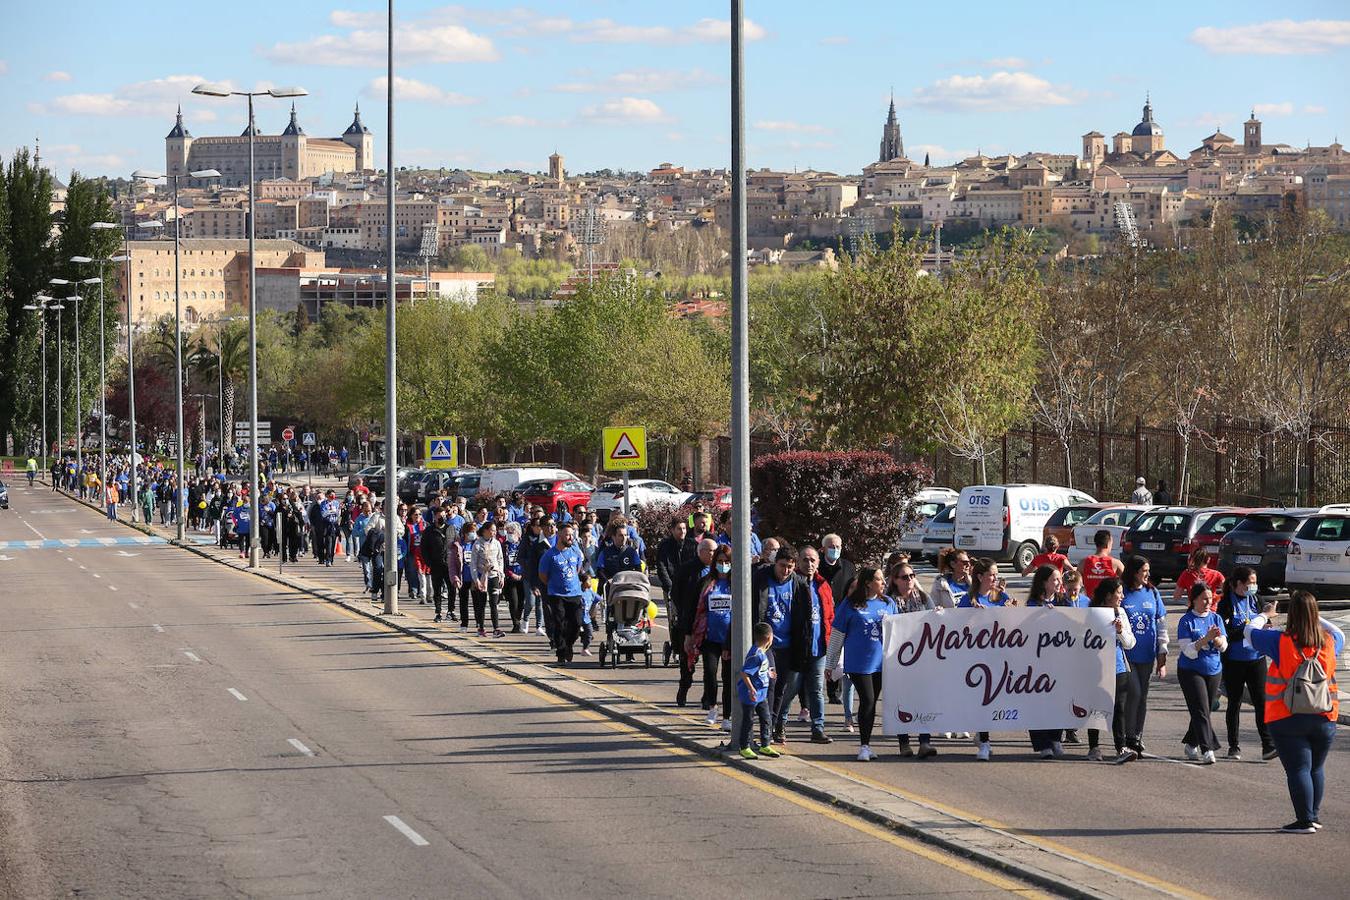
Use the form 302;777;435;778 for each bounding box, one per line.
597;569;653;668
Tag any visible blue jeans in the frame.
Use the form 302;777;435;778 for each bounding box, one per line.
776;656;826;731
842;676;855;724
1268;715;1336;823
521;589;543;628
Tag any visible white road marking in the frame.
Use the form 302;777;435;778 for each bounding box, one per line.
128;602;140;610
227;688;248;701
116;550;140;557
287;738;315;756
383;815;429;846
151;624;164;633
79;564;86;570
108;585;118;591
92;573;101;579
20;518;46;540
66;556;74;562
0;555;12;562
183;651;201;663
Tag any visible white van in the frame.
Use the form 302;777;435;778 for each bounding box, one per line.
478;466;577;497
953;484;1097;572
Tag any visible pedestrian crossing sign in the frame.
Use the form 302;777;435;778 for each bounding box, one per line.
425;436;459;470
602;426;647;472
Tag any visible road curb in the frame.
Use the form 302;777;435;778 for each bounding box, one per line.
46;487;1334;898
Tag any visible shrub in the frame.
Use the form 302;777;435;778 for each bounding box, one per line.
751;451;929;564
630;500;690;559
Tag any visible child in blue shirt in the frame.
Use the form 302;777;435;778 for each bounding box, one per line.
578;574;599;655
1176;583;1227;763
735;623;780;760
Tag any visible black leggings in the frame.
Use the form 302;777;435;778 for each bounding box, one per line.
848;671;884;745
457;582;473;625
504;579;526;627
1178;668;1221;752
1090;670;1135;752
700;641;732;718
1125;658;1155;749
1223;657;1270;750
472;583;501;631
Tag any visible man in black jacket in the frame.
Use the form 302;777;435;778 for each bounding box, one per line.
818;533;855;704
655;520;687;598
279;491;306;563
670;537;717;706
682;511;714;560
421;512;452;623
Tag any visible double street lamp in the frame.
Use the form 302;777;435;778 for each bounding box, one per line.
22;296;65;474
48;278;81;472
68;256;125;504
192;82;308;567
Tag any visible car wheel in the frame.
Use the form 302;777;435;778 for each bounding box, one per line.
1013;541;1037;574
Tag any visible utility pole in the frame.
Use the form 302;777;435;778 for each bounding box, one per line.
382;0;400;616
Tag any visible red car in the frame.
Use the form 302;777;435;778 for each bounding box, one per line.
519;477;593;515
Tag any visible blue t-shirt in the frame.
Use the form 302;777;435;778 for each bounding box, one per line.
764;577;794;649
505;539;522;576
737;646;771;705
1121;585;1166;665
1221;592;1261;662
320;498;341;525
599;544;643;579
260;500;276;527
1248;622;1346;667
540;544;585;597
944;575;970;606
703;578;733;645
1177;610;1224;676
580;588;598;626
458;539;475;580
807;581;826;658
959;590;1011;608
832;596;896;675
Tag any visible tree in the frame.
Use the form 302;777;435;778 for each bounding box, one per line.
0;149;54;454
191;321;248;453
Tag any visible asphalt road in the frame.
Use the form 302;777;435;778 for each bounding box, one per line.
140;504;1350;900
0;484;1038;899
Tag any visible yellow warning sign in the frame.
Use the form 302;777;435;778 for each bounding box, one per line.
424;436;459;470
602;426;647;472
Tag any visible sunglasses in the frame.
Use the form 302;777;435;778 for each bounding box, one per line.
895;573;914;580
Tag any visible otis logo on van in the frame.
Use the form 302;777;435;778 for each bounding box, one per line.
1018;498;1052;512
967;495;991;506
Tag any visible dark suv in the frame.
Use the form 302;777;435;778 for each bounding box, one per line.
1119;507;1230;582
1216;508;1319;590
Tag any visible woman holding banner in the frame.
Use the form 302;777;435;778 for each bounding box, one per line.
1027;566;1067;758
1120;556;1169;758
1086;578;1137;762
826;567;898;762
888;562;937;758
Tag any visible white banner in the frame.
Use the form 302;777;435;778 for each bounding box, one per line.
882;608;1115;735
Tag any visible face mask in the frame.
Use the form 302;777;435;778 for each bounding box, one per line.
716;562;732;575
823;548;841;563
1246;586;1259;599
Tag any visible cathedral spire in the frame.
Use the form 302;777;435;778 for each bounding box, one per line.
878;95;904;163
282;102;304;136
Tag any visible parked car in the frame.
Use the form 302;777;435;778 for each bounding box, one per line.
1285;505;1350;602
899;499;954;555
397;468;429;504
953;483;1097;572
590;479;693;519
0;479;8;509
477;466;576;498
411;468;478;504
1216;508;1320;590
347;464;384;490
1119;506;1233;583
363;465;420;498
520;477;595;515
911;503;957;562
1190;507;1253;563
1043;503;1120;554
1065;505;1153;566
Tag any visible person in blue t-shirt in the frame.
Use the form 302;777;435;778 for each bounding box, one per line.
1120;556;1169;756
825;567;898;762
1217;567;1276;760
1060;569;1091;608
688;545;736;728
960;559;1017;608
229;502;251;559
577;573;600;656
1176;583;1227;764
734;623;781;760
538;522;586;665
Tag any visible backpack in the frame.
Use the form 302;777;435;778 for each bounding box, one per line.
1283;648;1334;716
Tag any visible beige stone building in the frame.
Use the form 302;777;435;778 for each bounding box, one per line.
116;239;324;326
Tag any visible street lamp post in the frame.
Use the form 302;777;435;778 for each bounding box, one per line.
22;297;62;475
68;264;111;498
50;279;81;474
382;0;399;615
193;82;308;568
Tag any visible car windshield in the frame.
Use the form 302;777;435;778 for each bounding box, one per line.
933;505;956;523
1050;506;1096;527
1197;513;1244;537
518;480;553;492
1234;515;1301;534
1131;512;1191;535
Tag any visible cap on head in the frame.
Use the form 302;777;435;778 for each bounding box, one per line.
1136;476;1146;485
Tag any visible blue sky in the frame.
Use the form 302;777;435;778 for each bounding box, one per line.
2;1;1347;180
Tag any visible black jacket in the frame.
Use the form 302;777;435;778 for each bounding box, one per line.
421;524;449;574
655;536;684;596
672;556;709;633
819;556;856;609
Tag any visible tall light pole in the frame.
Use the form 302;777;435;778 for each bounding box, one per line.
128;167;220;541
22;297;62;475
51;279;81;473
94;215;163;522
194;82;308;567
727;0;753;748
382;0;400;615
69;262;114;496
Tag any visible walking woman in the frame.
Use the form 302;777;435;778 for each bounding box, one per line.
888;562;936;758
825;567;898;761
448;522;477;631
1245;591;1344;833
931;548;972;608
1086;578;1137;762
1120;555;1168;756
1027;565;1066;758
471;521;505;637
1176;582;1226;764
1217;567;1276;761
502;522;527;632
687;544;735;729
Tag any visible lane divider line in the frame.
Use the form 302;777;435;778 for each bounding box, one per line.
108;585;118;591
128;602;140;610
287;738;315;757
151;624;164;633
382;815;429;847
226;688;248;701
182;651;201;663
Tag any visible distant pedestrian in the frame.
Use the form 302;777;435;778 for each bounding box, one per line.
1153;480;1173;505
1130;476;1153;505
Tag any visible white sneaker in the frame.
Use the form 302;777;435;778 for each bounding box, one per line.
1052;741;1065;759
844;721;856;734
536;625;546;635
1184;744;1200;761
704;708;719;726
977;741;992;761
1202;750;1216;765
957;732;971;740
857;746;873;762
797;708;810;723
721;719;732;731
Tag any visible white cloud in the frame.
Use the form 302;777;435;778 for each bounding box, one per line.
1304;104;1327;114
1253;102;1295;116
33;74;223;120
40;143;127;175
579;97;670;124
754;120;831;134
552;68;720;94
44;71;73;83
909;71;1080;111
364;76;477;106
984;56;1030;69
1190;19;1350;55
330;10;383;29
261;20;497;66
568;17;765;44
909;143;977;165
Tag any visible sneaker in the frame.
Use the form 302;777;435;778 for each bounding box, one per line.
721;719;732;731
433;615;442;623
579;648;592;656
758;746;782;759
917;741;937;759
1202;750;1216;765
1052;741;1065;759
857;746;874;762
976;742;992;761
810;730;833;745
1087;747;1103;761
704;708;719;726
798;708;810;723
1063;730;1080;745
771;728;786;745
738;747;759;760
494;630;506;639
1114;748;1139;765
477;628;487;638
1038;747;1055;759
1280;821;1316;834
1310;820;1323;831
1226;747;1242;761
844;721;856;734
1184;744;1200;761
536;625;546;635
956;732;971;740
1262;746;1280;761
1134;740;1148;756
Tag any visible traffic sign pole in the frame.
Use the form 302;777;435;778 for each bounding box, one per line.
622;470;629;517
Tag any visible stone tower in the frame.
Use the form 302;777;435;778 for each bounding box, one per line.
1244;110;1262;155
548;151;564;186
878;93;904;162
1130;95;1164;155
342;102;374;171
280;103;305;180
1081;131;1105;168
165;105;193;180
